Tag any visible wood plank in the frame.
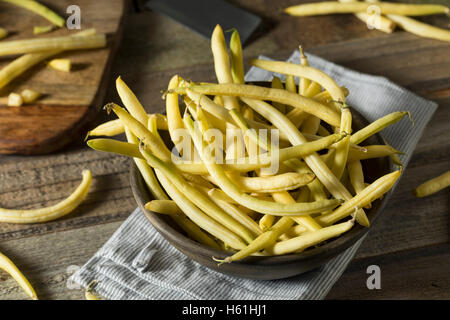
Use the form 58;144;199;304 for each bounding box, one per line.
0;221;122;300
327;243;450;299
0;1;449;299
0;0;127;154
0;148;136;241
1;220;448;300
300;32;450;94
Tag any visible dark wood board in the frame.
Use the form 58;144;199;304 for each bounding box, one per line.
0;0;126;154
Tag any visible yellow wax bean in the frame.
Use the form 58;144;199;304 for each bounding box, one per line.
0;251;38;300
338;0;396;34
86;114;168;138
304;82;323;98
148;116;225;250
318;170;401;226
229;29;245;84
224;172;317;193
301;115;321;135
214;216;294;263
165;75;185;148
233;106;321;232
213;95;224;107
48;58;71;72
271;76;287;113
249;59;346;102
106;103;172;161
139;144;256;244
193;114;338;216
184;113;343;215
1;0;65;26
387;14;450;42
298;46;311;95
145;200;183;215
347;145;402;161
146;199;221;249
208;188;238;204
0;29;98;89
266;219;354;255
240;97;370;227
259;213;275;232
87;138;144;159
350;111;410;145
286;108;310;128
211;24;240;110
7;92;23;107
207;196;263;237
87;137;333;175
278;224;308;241
284;2;449;17
155;170;247;250
0;34;106;56
347;160;365;194
331;104;352;180
0;170;91;223
116;76;148;125
413;171;450;198
285;74;297;93
175;83;341;127
33;25;55;35
271;190;322;232
20;89;42;104
0;27;8;39
313;86;349;104
173;213;222;250
186;88;290;141
125;123;168;202
85;281;100;300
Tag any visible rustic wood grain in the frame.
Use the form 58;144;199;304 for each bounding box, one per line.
0;221;122;300
327;243;450;299
0;0;449;299
0;148;136;240
0;0;126;154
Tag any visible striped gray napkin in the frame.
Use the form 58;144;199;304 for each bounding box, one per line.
70;51;437;300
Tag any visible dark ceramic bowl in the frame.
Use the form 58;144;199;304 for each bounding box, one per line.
130;92;393;280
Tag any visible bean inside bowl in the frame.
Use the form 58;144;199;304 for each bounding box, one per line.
130;103;393;280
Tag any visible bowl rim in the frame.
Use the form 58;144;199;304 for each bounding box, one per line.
130;107;394;266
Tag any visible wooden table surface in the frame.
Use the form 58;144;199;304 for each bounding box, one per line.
0;0;449;300
0;0;126;155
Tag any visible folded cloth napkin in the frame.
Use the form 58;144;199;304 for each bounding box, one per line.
70;50;437;300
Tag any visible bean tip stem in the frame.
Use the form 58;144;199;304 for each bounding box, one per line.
406;111;414;127
299;45;306;58
103;102;115;114
212;256;231;266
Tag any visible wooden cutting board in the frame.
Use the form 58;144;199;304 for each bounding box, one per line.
0;0;126;155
